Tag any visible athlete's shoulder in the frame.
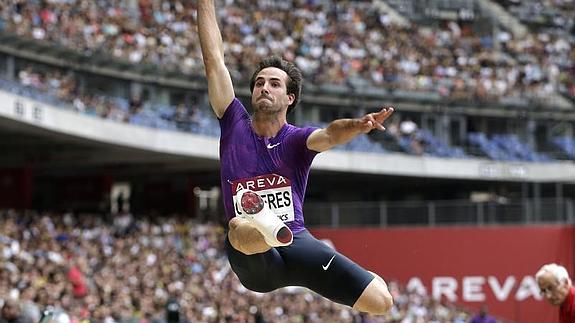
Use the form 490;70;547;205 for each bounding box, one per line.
281;124;320;159
221;98;248;116
284;123;318;133
219;98;250;127
283;123;320;141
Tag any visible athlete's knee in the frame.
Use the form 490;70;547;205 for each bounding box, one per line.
228;220;270;255
229;216;246;230
228;229;245;253
228;229;253;255
366;287;393;315
354;275;394;315
377;288;394;314
371;273;394;314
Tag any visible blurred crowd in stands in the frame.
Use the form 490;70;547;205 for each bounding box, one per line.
4;63;575;161
0;0;573;104
0;210;476;323
0;0;574;162
494;0;575;34
2;67;206;134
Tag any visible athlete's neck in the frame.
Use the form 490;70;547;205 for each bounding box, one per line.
252;113;286;138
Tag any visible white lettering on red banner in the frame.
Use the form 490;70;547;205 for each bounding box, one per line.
231;174;294;222
407;275;542;302
432;277;458;302
488;276;516;301
463;276;486;302
516;276;540;301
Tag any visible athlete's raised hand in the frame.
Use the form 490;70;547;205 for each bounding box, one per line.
307;106;396;152
198;0;235;118
357;107;394;133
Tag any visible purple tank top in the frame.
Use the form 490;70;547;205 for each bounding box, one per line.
219;98;319;233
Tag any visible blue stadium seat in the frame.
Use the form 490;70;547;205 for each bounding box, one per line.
552;137;575;159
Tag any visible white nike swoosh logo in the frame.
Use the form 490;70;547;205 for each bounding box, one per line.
322;255;336;270
267;143;281;149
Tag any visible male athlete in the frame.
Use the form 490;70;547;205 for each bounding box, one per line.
198;0;394;314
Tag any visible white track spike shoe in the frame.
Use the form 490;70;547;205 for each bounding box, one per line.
236;189;293;247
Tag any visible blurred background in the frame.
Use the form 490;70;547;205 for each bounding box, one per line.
0;0;574;322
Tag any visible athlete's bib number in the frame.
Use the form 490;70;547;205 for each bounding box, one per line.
231;174;295;222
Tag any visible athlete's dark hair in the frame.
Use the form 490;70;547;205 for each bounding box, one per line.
249;56;302;114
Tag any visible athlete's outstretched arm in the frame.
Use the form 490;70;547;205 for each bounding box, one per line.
306;107;394;152
198;0;235;118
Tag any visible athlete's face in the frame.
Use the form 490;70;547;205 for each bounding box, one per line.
537;272;570;306
251;67;295;115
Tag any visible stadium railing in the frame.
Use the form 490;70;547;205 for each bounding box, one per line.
304;197;575;228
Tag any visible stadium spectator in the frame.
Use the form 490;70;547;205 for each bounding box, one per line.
470;305;497;323
0;209;472;322
0;0;573;165
17;289;40;323
4;65;207;133
0;299;31;323
0;0;571;106
400;118;418;137
66;259;87;299
536;263;575;323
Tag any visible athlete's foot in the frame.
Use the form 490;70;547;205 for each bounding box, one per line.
237;189;293;247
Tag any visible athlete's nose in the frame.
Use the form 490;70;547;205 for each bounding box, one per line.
261;84;270;94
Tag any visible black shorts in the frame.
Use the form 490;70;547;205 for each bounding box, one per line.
224;229;374;307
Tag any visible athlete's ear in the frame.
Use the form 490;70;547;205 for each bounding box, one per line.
287;93;295;106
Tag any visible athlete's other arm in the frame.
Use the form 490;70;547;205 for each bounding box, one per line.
198;0;234;118
306;107;394;152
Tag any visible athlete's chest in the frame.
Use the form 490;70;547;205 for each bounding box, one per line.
225;129;290;176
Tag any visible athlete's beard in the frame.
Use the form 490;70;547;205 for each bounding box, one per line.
253;96;283;115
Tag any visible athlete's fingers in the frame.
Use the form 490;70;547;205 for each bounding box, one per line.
362;114;385;132
359;108;393;132
373;120;385;131
374;107;394;123
358;119;373;133
373;112;387;131
373;108;392;123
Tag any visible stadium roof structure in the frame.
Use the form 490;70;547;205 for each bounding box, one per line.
0;109;219;177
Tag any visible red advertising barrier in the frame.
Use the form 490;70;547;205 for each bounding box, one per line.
311;225;575;323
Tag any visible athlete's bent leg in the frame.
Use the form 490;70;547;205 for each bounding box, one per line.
352;272;393;315
228;217;271;255
236;189;293;247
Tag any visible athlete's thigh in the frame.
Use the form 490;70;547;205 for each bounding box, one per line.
224;235;289;293
279;230;374;307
